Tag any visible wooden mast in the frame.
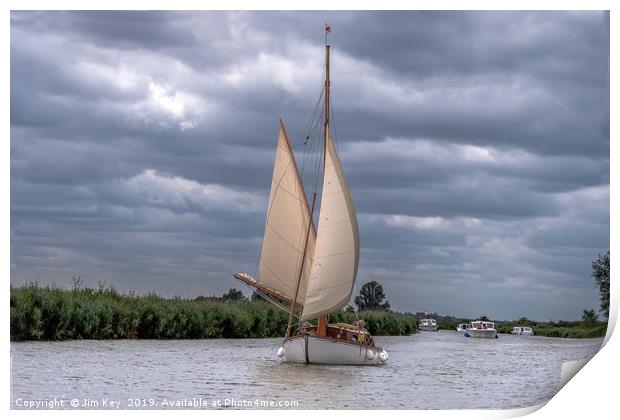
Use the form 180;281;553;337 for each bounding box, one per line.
285;40;332;338
317;43;331;337
285;192;317;338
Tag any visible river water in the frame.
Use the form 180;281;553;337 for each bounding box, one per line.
10;330;603;410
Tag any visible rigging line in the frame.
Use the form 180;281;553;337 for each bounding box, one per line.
304;119;322;179
303;89;325;153
300;90;323;162
253;288;295;315
330;95;341;158
301;111;323;176
315;100;324;180
309;107;324;138
314;78;326;185
303;68;328;199
302;86;324;140
299;76;325;155
299;81;323;140
299;74;329;230
309;66;328;190
300;86;325;186
314;79;327;188
308;67;326;135
311;118;322;197
303;102;324;204
302;123;321;197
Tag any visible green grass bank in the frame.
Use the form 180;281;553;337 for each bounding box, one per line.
10;285;417;341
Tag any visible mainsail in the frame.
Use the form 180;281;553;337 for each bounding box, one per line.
255;121;316;304
301;132;360;321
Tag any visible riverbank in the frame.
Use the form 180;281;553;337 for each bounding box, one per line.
437;319;606;338
10;285;417;341
496;322;607;338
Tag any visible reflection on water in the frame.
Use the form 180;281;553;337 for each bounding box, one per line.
10;331;603;409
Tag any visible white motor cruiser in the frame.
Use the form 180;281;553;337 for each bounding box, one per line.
464;320;498;339
511;326;534;335
418;316;439;332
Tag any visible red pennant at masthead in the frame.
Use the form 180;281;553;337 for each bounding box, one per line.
325;23;331;33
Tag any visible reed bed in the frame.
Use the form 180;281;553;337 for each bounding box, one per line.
10;285;417;341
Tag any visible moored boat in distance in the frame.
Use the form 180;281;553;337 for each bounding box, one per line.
418;315;438;331
234;26;388;365
464;320;498;339
511;326;534;335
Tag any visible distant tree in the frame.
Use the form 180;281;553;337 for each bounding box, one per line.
354;281;390;311
479;315;490;321
518;316;536;326
581;309;599;325
592;251;610;319
222;288;245;302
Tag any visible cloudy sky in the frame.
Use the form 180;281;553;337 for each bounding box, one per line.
10;11;609;321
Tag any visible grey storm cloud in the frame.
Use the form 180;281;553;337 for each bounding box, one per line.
10;11;609;321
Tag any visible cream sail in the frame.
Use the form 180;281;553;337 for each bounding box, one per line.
255;122;315;304
302;131;359;321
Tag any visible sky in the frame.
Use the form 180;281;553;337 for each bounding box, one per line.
10;11;610;321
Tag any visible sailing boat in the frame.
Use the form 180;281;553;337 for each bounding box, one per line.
234;36;388;365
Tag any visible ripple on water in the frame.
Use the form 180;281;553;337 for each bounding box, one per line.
10;333;604;409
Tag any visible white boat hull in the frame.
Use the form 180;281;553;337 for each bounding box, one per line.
282;335;388;365
419;325;438;332
465;329;498;339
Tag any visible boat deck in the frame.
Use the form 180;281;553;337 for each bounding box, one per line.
296;324;375;347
